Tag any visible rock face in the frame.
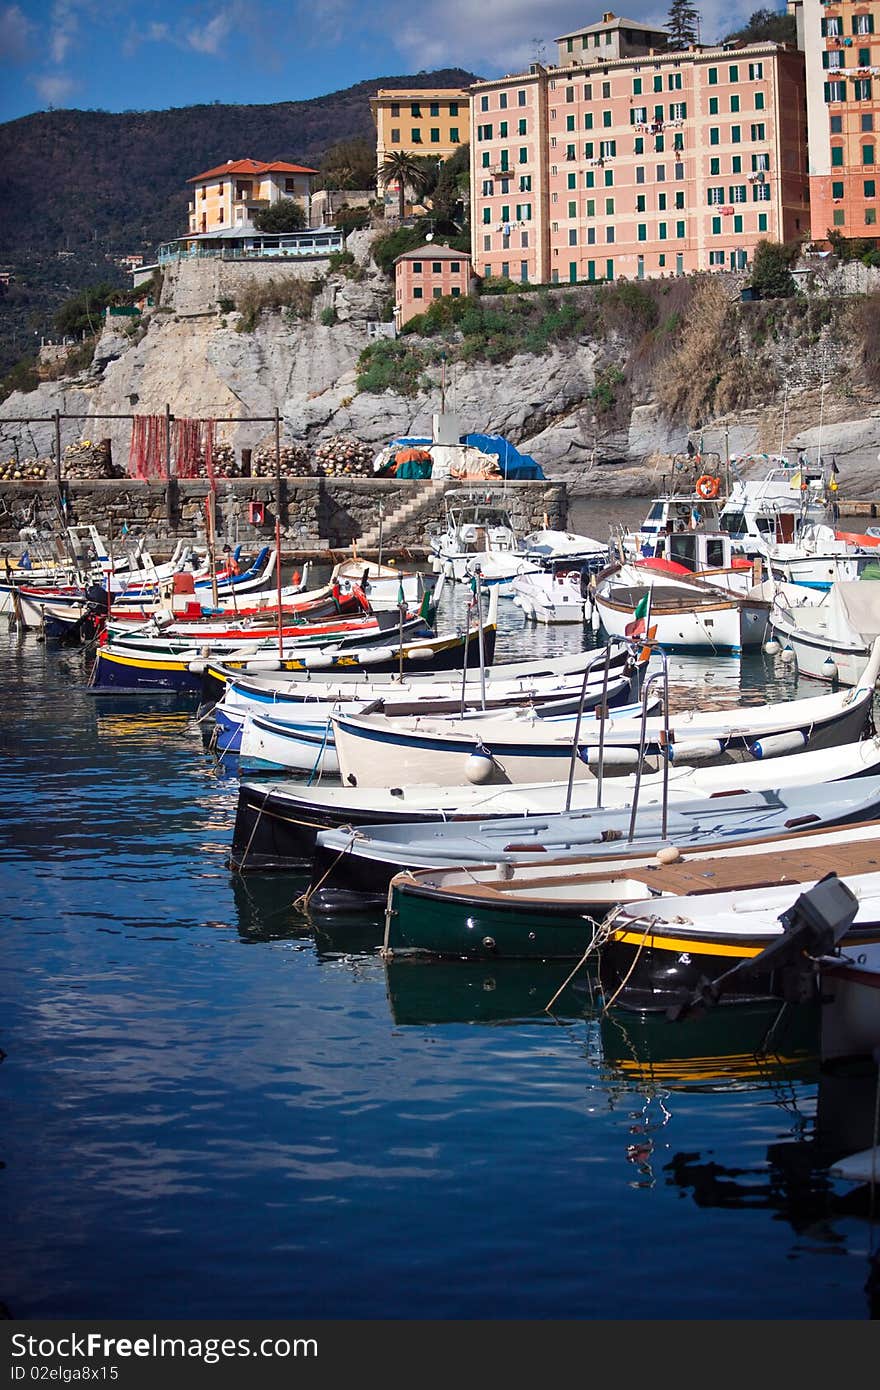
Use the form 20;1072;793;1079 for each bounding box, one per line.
2;239;879;498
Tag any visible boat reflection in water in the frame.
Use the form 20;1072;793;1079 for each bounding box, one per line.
231;870;314;945
383;958;589;1026
599;1001;880;1317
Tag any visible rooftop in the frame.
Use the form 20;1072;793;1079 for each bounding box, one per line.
556;12;669;40
395;244;470;263
188;159;318;184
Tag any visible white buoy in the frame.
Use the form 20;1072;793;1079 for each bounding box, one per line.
748;730;808;759
821;655;838;680
763;638;781;657
780;646;796;665
465;750;495;784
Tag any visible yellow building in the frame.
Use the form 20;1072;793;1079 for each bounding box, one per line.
370;88;470;211
187;159;318;235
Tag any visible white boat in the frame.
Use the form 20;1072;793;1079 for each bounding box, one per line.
617;486;723;561
819;938;880;1063
718;454;831;559
512;560;590;625
427;486;523;583
329;638;880;789
767;579;880;684
761;523;872;591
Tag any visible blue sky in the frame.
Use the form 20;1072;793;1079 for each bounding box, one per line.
0;1;762;124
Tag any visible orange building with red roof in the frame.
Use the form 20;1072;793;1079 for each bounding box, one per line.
187;158;319;235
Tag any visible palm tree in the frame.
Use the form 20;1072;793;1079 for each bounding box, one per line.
379;151;431;221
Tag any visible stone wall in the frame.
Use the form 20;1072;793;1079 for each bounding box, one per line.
0;478;568;554
161;256;332;319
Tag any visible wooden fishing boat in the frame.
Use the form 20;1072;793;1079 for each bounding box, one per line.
380;813;880;960
597;863;880;1013
329;635;880;789
229;732;880;875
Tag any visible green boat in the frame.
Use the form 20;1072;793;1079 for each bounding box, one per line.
384;958;589;1025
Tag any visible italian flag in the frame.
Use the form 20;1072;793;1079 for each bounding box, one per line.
625;591;651;639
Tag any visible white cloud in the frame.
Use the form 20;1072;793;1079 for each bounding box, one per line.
48;0;81;64
31;71;79;104
186;7;236;55
0;4;35;64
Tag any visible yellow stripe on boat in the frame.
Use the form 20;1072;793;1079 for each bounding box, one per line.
611;929;760;959
100;650;191;673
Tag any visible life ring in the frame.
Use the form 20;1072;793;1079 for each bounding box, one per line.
696;474;720;500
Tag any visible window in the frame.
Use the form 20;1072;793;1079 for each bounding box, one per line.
500;121;508;137
520;261;528;282
411;102;421;116
635;166;645;184
637;223;647;241
518;119;527;135
584;84;592;99
430;103;439;117
730;95;740;113
758;212;767;232
518;89;526;106
866;180;877;197
708;67;718;85
483;234;491;251
586;199;595;217
587;227;596;244
482;207;491;224
825;81;846;102
853;13;875;35
569;228;578;245
480;95;489;111
604;169;614;187
413;287;423;299
599;140;616;158
709;96;719;115
675;190;684;209
668;72;682;91
656;164;666;181
500;178;510;193
750;123;765;141
654;103;664;121
833;209;846;225
710;157;720;175
521;231;529;247
653;75;663;92
676;220;685;238
565;86;575;103
658;191;667;210
633;78;642;95
709;250;724;264
567;172;576;189
585;171;595;188
674;161;684;180
389;102;400;118
585;113;594;129
863;115;875;132
748;62;763;80
755;92;765;111
670;102;686;120
824;50;844;69
481;179;493;195
854;80;873;101
732;125;741;143
730;185;747;203
634;137;644;154
753;183;770;201
867;207;877;224
655;135;664;152
518;147;527;163
450;127;460;142
430;128;440;143
499;92;508;109
832;145;844;167
391;128;400;144
450;102;459;116
568;200;577;217
566;114;575;131
729;65;740;83
602;81;611;99
832;181;845;199
822;16;842;37
731;155;742;173
632;106;648;123
831;116;843;134
515;204;532;222
432;287;442;298
636;193;646;212
411;128;422;143
605;197;614;214
752;152;769;171
501;205;510;222
481;151;490;167
603;110;612;127
606;226;615;243
567;144;576;160
708;187;725;205
451;286;462;296
710;127;720;145
733;214;743;233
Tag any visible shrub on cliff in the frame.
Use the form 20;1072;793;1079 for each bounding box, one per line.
356;338;433;395
747;240;798;299
235;276;320;331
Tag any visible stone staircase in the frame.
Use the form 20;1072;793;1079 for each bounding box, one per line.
357;479;449;550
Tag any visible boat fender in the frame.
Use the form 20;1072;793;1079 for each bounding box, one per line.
405;647;434;660
763;638;781;657
780;646;796;665
655;846;682;865
749;730;808;759
668;738;724;762
188;658;207;674
821;655;838;680
465;748;496;783
579;745;642;767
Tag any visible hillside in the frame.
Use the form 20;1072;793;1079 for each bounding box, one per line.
0;68;478;376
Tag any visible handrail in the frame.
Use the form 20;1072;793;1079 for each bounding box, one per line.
564;641;615;814
627;644;670;843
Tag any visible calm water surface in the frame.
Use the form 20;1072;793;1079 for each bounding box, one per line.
2;550;878;1320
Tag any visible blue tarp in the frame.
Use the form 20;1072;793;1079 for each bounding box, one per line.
459;433;545;479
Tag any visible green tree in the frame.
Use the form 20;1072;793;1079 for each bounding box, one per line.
252;199;307;233
53;282;120;337
723;7;797;45
319;137;377;191
432;143;471;231
667;0;700;48
748;239;798;298
378;151;432;220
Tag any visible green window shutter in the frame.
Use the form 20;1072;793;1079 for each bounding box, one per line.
832;145;844;166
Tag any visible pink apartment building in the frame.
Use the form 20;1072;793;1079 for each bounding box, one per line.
469;12;809;283
394;245;472;326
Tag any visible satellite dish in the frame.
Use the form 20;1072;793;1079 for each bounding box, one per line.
425;232;434;241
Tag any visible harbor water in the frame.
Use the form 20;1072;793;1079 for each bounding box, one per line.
3;511;879;1321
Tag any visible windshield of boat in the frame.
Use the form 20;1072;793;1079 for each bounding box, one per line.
452;506;513;529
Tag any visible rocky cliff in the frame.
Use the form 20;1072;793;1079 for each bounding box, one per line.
2;231;879;497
